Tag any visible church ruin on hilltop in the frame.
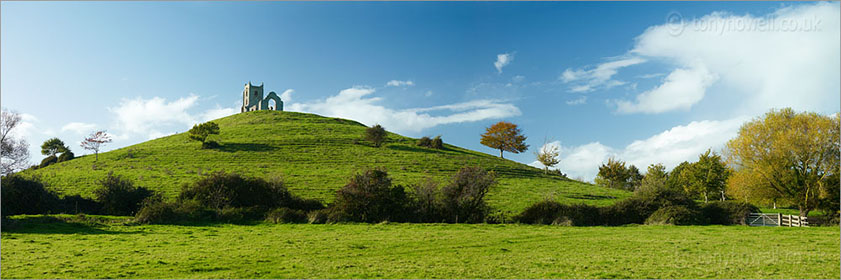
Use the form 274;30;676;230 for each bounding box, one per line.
241;82;283;112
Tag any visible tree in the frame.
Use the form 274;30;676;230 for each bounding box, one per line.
637;163;669;193
627;165;643;190
666;161;692;192
188;122;220;148
534;140;560;174
40;138;68;157
1;109;30;175
480;121;528;159
440;166;496;223
595;158;631;190
81;130;112;161
680;149;730;203
364;124;387;147
726;108;840;216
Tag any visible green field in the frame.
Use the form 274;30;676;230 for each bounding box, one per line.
1;215;837;279
21;110;629;213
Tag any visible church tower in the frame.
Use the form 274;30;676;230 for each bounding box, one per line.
241;82;264;112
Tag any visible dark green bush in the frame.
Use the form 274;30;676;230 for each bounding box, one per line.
93;172;157;216
217;206;266;223
645;205;704;225
0;175;59;216
57;151;75;162
57;194;101;214
514;200;601;226
178;172;320;211
39;155;57;168
417;137;433;148
328;168;411;223
417;136;444;149
266;208;308;224
701;201;759;225
410;178;442;223
135;200;216;224
604;188;696;225
440;166;496;223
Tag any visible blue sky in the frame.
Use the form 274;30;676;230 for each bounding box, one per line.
2;2;839;181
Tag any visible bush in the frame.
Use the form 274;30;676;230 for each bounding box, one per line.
57;194;101;214
0;175;59;216
217;206;266;223
39;155;57;168
308;209;330;224
645;205;704;225
514;200;601;226
201;140;220;149
410;178;441;223
701;201;759;225
440;166;496;223
328;168;411;223
94;172;157;216
134;200;216;224
266;208;308;224
179;172;318;210
57;151;75;162
417;136;444;149
364;124;387;147
417;137;433;148
604;188;697;225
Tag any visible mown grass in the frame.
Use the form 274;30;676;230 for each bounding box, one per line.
1;214;837;279
21;110;629;213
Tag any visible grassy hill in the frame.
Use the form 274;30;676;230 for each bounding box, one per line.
22;110;629;213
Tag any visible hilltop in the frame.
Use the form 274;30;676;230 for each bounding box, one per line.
22;111;629;213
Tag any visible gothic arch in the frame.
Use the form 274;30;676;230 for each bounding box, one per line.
262;91;284;111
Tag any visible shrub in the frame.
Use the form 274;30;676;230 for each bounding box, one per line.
93;172;157;216
417;137;433;148
701;201;759;225
39;155;57;168
217;206;265;223
135;200;216;224
364;124;387;147
188;121;220;148
440;166;496;223
431;136;444;149
178;172;315;210
0;175;59;216
57;194;101;214
645;205;704;225
266;208;308;224
410;178;442;223
328;168;411;223
57;151;75;162
308;209;329;224
514;200;601;226
604;188;697;225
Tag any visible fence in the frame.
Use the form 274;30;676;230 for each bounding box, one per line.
747;213;808;227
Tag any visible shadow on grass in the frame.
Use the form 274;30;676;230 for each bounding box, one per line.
2;216;140;235
387;144;446;155
566;194;619;200
215;143;278;153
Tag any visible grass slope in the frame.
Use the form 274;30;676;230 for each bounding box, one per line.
22;111;629;213
2;215;838;279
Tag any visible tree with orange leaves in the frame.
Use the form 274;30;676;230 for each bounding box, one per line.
480;121;528;159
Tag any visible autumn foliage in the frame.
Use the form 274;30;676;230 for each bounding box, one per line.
480;121;528;158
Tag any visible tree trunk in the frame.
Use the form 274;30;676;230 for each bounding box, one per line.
703;192;708;203
499;149;504;159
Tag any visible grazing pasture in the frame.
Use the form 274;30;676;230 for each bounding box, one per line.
1;215;837;279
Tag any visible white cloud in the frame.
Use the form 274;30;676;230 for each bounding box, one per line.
108;95;199;139
279;89;294;102
61;122;97;135
494;52;514;73
566;96;588;105
618;3;840;115
201;106;238;122
386;80;415;87
560;57;646;92
287;86;521;134
512;75;525;83
615;63;718;114
531;117;747;181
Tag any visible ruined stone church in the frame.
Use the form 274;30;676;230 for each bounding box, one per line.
241;82;283;112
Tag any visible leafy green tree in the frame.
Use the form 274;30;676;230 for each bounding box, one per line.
638;163;669;193
595;158;631;190
627;165;643;191
188;122;220;148
40;137;68;157
364;124;387;147
480;121;528;159
681;149;730;203
726;108;840;216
